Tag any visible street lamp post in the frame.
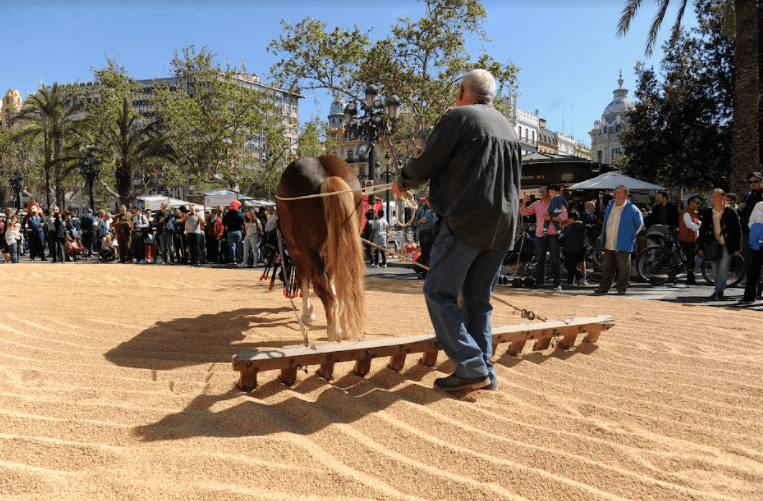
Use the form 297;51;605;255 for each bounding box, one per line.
9;169;24;210
343;84;400;205
79;150;102;212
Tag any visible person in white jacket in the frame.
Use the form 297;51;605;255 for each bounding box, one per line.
740;201;763;303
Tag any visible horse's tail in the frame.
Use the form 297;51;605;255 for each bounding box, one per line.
322;176;364;341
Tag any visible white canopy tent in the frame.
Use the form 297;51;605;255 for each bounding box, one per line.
200;189;275;208
135;195;205;213
568;171;665;191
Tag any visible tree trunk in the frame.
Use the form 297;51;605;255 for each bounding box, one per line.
731;0;759;194
54;138;64;209
116;159;133;208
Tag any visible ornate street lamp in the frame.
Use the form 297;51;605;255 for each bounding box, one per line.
79;150;102;211
343;84;400;204
9;169;24;209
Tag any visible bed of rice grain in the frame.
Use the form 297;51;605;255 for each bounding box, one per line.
0;263;761;500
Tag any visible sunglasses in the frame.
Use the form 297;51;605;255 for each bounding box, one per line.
538;189;547;193
749;180;761;184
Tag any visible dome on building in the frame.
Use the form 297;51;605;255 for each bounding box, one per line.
329;98;346;117
328;98;346;128
598;74;634;134
589;73;633;166
3;89;23;111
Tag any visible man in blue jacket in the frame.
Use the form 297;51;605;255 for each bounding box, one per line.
594;185;644;295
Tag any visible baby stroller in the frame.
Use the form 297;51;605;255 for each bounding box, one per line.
65;234;88;260
500;225;537;287
98;234;116;262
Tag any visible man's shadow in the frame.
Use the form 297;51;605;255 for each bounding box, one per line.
104;307;301;370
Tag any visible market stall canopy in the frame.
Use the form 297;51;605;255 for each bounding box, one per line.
135;195;204;213
568;171;664;191
200;189;275;208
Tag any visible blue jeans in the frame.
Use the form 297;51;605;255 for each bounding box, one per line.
189;232;204;264
714;245;731;293
243;232;259;265
423;225;506;380
158;232;173;263
535;234;561;286
8;242;18;263
227;230;242;263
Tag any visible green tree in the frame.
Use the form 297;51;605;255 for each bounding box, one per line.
296;117;337;159
13;83;83;208
0;128;44;205
268;0;518;136
152;45;292;199
82;60;174;207
621;1;734;191
617;0;758;194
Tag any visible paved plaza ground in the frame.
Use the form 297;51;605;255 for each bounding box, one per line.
0;260;761;500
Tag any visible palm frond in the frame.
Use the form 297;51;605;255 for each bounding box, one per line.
645;0;672;57
616;0;644;38
668;0;690;46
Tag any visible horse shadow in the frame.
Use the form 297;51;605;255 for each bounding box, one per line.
134;365;454;442
103;307;300;371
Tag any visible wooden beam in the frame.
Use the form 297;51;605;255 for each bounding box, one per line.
233;315;614;390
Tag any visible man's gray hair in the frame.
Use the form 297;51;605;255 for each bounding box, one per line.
462;69;496;103
615;184;630;194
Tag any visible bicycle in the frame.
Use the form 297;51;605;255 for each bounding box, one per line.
635;225;746;287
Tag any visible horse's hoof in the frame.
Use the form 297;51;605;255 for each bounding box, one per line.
268;283;274;290
301;313;316;323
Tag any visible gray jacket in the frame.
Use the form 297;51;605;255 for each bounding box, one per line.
399;102;521;250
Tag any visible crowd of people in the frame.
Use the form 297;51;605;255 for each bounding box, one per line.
515;171;763;303
1;198;278;268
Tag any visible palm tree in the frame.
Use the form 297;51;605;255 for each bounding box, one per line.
14;83;83;208
617;0;758;194
95;96;174;206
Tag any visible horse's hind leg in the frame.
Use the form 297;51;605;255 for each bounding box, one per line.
300;279;315;323
309;269;340;341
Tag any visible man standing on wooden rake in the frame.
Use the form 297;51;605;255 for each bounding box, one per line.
393;69;522;392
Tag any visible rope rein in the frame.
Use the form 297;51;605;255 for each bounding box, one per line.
276;182;418;228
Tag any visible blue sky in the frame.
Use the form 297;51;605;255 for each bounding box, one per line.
1;0;697;147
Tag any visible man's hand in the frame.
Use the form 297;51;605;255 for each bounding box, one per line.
391;180;411;200
543;214;551;221
522;194;530;204
419;217;427;224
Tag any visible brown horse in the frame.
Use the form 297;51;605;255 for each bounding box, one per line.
276;155;365;342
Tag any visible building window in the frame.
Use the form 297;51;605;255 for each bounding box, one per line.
531;131;535;143
612;148;621;159
597;150;603;162
518;126;521;140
